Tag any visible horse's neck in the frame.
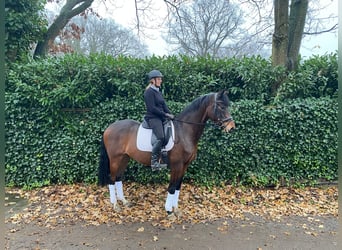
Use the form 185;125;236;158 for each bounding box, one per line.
179;108;208;143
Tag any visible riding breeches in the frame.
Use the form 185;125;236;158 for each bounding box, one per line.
147;118;165;143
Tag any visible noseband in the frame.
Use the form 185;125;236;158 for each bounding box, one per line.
218;116;233;124
215;116;234;129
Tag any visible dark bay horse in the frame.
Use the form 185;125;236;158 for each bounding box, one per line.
98;90;236;216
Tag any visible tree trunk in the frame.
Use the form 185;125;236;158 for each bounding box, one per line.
34;0;93;57
272;0;289;68
287;0;308;71
271;0;289;94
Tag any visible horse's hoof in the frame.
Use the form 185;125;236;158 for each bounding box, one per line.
122;199;131;207
174;208;182;217
167;212;177;221
113;204;121;212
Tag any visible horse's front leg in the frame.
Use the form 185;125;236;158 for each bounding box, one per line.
165;177;183;218
173;190;182;215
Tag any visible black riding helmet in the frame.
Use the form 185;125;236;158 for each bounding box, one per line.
147;70;163;81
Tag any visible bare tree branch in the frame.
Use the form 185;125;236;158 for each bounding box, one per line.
303;23;338;35
34;0;94;57
165;0;245;57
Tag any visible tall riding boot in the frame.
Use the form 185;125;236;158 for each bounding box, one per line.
161;150;169;165
151;139;167;171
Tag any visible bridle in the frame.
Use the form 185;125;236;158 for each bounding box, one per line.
216;116;234;128
213;92;234;129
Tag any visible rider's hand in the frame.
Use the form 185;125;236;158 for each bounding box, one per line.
165;113;175;120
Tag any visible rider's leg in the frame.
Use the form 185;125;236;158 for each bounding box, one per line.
149;118;167;171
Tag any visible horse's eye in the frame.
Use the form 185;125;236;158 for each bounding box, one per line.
218;105;225;111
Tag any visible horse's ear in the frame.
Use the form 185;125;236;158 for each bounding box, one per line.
218;90;228;97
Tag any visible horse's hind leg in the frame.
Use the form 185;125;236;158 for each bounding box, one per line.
114;176;131;207
108;184;119;211
108;180;130;211
108;155;130;211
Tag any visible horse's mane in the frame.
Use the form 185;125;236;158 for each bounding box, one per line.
178;93;213;117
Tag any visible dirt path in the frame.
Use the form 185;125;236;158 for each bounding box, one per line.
5;184;338;249
5;214;338;250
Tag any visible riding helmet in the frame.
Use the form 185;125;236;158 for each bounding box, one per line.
148;70;163;80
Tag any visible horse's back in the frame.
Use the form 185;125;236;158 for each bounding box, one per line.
103;119;150;163
104;119;140;137
107;119;140;128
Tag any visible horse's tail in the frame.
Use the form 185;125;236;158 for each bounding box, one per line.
98;137;111;186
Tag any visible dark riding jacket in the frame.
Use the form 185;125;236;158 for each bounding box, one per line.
144;86;170;121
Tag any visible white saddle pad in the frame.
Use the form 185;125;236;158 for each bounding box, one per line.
136;122;175;152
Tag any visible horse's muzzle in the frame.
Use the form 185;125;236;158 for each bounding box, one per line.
228;126;236;133
223;119;236;133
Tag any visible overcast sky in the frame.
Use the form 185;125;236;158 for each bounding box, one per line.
95;0;337;58
49;0;338;58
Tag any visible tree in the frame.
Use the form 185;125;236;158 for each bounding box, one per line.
165;0;244;57
236;0;337;71
65;15;149;57
272;0;289;69
5;0;48;63
34;0;94;57
164;0;336;66
272;0;308;71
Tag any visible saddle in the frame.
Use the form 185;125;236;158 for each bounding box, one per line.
136;119;175;152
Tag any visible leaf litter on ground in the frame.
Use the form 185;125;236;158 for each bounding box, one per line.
5;182;337;230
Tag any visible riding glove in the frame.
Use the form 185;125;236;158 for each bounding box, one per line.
165;113;175;120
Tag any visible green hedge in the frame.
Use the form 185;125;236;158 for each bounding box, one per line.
6;53;338;109
194;98;337;186
5;53;338;188
275;53;338;102
6;96;337;188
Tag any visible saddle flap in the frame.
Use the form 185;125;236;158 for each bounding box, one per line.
136;121;175;152
141;119;150;129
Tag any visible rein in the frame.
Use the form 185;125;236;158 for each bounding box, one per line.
173;117;233;127
173;118;206;126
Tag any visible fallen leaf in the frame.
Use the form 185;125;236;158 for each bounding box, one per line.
4;183;337;230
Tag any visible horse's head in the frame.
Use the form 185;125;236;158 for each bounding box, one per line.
209;90;236;133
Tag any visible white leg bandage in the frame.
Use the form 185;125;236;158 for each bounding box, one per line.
174;190;180;209
165;192;175;212
115;181;124;200
108;184;117;204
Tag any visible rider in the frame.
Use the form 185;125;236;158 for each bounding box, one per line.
144;70;175;171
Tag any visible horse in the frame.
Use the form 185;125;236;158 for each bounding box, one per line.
98;90;236;217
